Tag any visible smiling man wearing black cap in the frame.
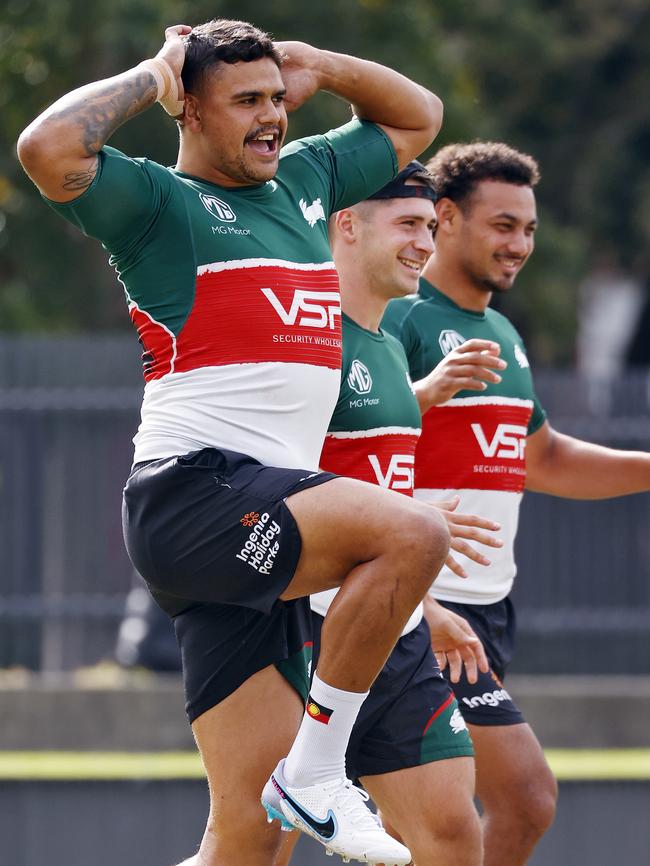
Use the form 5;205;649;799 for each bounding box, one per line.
273;164;506;866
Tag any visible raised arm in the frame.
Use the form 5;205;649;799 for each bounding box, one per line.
277;42;443;167
525;420;650;498
17;25;190;203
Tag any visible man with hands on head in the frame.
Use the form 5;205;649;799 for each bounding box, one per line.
383;141;650;866
18;18;446;866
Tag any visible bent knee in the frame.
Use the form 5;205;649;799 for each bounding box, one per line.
395;506;450;574
523;777;558;835
519;764;558;831
408;804;482;863
428;803;481;844
487;773;558;837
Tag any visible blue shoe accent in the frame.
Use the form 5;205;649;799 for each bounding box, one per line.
262;802;295;832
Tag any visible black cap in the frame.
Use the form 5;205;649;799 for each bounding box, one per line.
367;160;437;202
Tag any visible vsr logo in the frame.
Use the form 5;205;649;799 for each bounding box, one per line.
199;193;237;223
261;288;341;329
368;454;415;490
471;423;527;459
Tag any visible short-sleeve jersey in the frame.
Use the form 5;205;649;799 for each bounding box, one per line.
382;278;546;604
47;120;397;469
310;314;424;635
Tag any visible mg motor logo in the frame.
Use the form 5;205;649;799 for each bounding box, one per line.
471;423;527;459
261;288;341;329
368;454;415;490
439;329;466;355
199;193;237;223
347;359;372;394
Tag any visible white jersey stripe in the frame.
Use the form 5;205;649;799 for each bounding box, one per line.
197;258;336;276
438;395;534;409
133;362;340;467
325;426;421;440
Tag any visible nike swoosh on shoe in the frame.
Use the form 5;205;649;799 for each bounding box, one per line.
270;774;337;840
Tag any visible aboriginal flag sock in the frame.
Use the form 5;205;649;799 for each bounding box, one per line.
283;671;368;788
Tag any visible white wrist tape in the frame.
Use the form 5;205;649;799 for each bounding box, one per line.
138;57;184;117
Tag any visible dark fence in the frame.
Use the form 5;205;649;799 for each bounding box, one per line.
1;336;649;673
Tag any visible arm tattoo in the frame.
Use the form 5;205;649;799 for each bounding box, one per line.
62;165;98;192
58;70;158;157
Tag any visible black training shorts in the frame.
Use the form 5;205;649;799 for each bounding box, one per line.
121;447;335;721
312;613;474;781
173;596;314;722
122;446;336;615
438;597;525;727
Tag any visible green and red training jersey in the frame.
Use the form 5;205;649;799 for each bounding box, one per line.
311;313;424;634
382;278;546;604
46;120;397;469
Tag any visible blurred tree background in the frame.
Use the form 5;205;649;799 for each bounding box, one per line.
1;0;648;363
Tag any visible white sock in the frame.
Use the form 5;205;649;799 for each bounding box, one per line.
282;671;368;787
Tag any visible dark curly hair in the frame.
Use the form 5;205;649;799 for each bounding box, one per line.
181;19;282;95
426;142;540;213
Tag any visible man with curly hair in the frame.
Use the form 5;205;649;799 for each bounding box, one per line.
383;141;650;866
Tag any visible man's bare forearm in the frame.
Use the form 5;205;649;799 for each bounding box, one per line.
55;70;158;156
526;428;650;498
316;51;440;130
413;379;443;415
19;25;189;202
18;68;158;196
301;48;442;166
20;70;156;160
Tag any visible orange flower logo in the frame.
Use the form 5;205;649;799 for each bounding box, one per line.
240;512;260;527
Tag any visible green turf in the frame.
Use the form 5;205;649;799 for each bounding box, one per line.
0;750;649;781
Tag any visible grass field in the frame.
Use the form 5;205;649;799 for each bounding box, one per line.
0;750;649;781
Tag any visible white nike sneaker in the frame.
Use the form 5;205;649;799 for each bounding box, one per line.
261;759;412;865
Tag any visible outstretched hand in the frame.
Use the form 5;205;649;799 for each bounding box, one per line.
275;41;324;112
430;495;503;579
416;339;506;410
423;596;489;684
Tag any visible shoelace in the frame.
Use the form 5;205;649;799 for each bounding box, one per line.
333;779;384;831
